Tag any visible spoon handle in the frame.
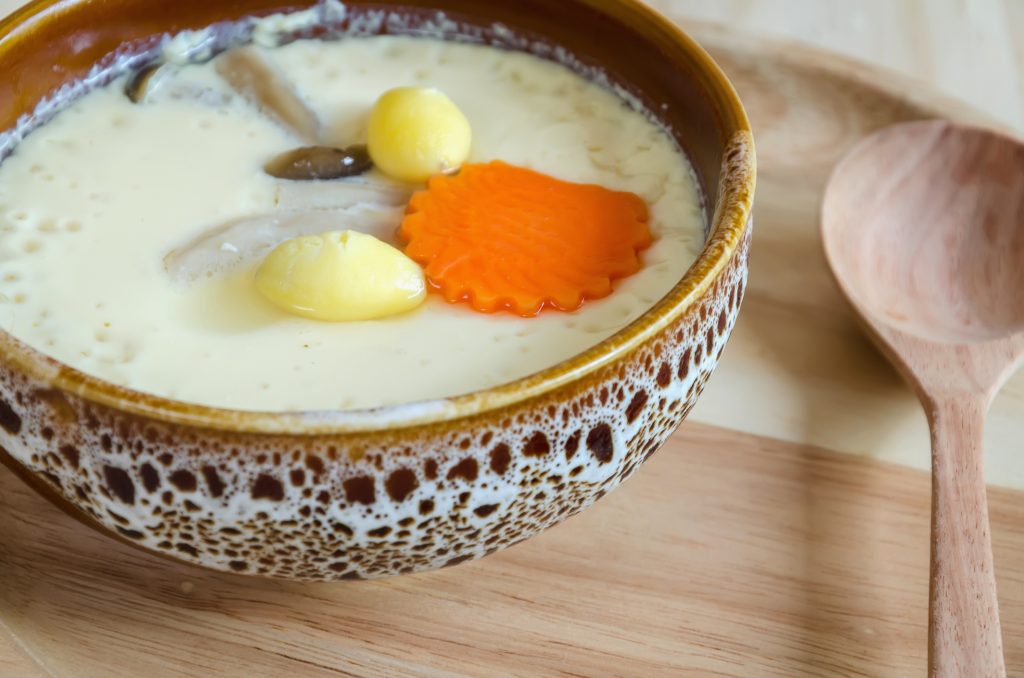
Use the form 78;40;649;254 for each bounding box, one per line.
928;397;1005;677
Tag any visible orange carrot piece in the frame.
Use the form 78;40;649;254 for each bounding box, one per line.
399;161;653;317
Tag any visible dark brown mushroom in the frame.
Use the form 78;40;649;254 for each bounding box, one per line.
264;145;373;181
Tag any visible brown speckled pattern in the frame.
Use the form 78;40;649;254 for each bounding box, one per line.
0;221;750;581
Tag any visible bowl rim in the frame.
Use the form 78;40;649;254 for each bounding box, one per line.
0;0;755;436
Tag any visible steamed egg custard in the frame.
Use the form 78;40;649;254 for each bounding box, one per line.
0;34;705;412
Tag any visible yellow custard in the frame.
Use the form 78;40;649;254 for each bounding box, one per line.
0;35;704;412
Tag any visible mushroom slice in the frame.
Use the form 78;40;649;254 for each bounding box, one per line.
164;204;407;284
215;46;320;142
125;63;233;107
274;177;414;211
125;64;168;103
264;145;374;181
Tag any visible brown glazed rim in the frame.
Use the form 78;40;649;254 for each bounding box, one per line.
0;0;755;435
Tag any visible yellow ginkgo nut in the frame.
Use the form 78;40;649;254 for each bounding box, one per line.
255;230;426;322
367;86;472;183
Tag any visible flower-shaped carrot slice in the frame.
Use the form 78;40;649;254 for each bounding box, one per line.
399;161;652;317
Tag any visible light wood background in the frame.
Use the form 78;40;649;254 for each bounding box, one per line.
5;418;1024;677
647;0;1024;487
652;0;1024;133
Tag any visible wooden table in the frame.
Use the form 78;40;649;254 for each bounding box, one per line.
2;4;1024;676
653;0;1024;134
653;0;1024;488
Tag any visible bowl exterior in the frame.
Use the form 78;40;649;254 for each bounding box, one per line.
0;219;749;580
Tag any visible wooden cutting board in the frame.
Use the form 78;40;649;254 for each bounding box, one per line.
2;22;1023;678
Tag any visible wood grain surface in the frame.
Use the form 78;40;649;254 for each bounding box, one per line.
3;18;1024;678
0;623;44;678
651;0;1024;133
2;422;1024;677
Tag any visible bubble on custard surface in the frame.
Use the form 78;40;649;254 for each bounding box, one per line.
120;344;138;364
22;240;42;254
384;42;407;59
65;221;82;233
48;138;77;151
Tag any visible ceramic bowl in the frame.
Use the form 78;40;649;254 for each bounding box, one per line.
0;0;754;580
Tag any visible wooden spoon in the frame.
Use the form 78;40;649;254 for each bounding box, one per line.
821;120;1024;677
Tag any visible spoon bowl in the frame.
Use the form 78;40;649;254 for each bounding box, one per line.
823;120;1024;677
825;121;1024;345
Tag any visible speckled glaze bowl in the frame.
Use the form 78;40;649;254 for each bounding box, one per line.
0;0;753;580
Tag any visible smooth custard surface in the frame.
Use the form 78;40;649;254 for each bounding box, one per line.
0;36;704;411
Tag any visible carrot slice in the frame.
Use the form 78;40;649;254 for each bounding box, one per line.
399;161;652;317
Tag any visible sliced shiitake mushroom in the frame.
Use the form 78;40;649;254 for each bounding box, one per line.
125;62;233;107
264;145;373;181
164;179;414;284
125;63;171;103
273;177;413;211
215;46;320;142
